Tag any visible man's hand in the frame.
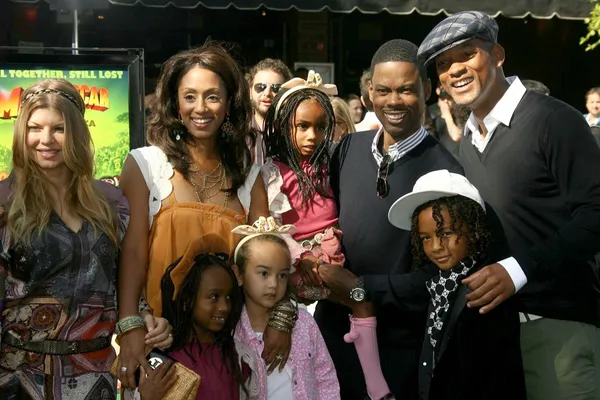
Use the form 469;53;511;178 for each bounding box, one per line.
462;263;515;314
318;264;359;301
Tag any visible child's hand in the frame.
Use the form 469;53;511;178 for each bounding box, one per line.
297;255;322;287
138;361;177;400
142;312;173;350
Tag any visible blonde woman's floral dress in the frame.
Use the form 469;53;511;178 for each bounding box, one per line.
0;181;129;400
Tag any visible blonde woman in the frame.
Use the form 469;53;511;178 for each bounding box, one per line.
331;97;356;144
0;79;170;399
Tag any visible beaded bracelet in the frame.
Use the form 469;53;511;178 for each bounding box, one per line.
267;295;298;333
115;315;145;337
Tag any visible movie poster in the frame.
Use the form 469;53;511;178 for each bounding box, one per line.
0;67;130;182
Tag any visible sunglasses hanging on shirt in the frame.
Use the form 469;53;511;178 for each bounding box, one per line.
253;83;282;94
376;154;391;198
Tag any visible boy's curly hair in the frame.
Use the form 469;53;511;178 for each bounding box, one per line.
410;196;491;267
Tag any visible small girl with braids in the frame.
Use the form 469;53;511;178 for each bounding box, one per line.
261;70;342;301
142;234;261;400
262;72;395;400
387;169;525;400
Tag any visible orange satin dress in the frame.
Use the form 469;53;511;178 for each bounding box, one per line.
145;191;246;316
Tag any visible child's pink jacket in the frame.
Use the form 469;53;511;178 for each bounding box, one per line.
234;306;341;400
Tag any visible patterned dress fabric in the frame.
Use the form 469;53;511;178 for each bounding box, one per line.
0;182;129;399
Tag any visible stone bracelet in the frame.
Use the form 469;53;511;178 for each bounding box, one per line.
115;315;145;337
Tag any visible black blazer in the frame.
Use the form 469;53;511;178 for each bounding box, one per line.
418;268;526;400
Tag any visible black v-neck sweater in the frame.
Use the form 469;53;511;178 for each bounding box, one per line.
460;90;600;326
315;131;463;346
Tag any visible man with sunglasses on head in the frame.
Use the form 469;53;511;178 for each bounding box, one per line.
315;39;462;400
247;58;292;164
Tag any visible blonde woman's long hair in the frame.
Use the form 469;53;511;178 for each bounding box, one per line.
8;78;119;246
331;97;356;142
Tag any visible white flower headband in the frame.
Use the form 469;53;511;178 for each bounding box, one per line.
232;216;295;264
273;70;338;119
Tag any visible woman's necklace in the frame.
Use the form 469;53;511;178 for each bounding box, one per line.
187;162;230;218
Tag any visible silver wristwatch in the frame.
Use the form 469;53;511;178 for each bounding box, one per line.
350;277;367;303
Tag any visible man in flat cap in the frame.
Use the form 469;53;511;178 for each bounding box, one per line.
419;11;600;400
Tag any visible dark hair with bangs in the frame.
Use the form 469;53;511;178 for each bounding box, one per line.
147;41;254;192
264;88;335;207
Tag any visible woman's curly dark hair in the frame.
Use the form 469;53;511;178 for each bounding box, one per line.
161;252;247;396
410;196;491;267
264;88;334;207
147;41;254;193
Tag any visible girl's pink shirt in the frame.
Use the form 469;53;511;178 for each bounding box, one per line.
234;306;341;400
273;160;338;240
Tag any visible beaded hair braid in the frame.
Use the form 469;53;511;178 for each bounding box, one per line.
21;89;85;114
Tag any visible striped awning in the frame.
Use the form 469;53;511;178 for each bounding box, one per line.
10;0;594;20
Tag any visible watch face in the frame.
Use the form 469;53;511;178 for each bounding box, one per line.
351;288;366;302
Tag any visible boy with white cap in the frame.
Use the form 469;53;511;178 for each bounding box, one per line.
388;169;525;400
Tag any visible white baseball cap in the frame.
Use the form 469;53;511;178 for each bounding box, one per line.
388;169;485;230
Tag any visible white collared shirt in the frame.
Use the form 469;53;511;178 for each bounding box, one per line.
465;76;527;153
464;76;528;293
371;126;429;167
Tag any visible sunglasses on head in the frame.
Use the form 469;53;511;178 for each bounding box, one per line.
253;83;282;94
376;154;391;198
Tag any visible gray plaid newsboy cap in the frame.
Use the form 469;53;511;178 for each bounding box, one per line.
417;11;498;66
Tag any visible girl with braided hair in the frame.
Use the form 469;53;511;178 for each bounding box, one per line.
387;169;525;400
262;71;342;300
262;72;394;400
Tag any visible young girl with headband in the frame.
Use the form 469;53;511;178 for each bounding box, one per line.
135;234;261;400
261;72;395;400
232;216;340;399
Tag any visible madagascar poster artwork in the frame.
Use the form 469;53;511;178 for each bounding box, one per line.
0;68;130;184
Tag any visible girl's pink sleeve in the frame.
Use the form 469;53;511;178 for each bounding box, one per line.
281;233;311;267
310;318;341;400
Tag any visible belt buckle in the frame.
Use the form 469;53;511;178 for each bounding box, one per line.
68;341;78;353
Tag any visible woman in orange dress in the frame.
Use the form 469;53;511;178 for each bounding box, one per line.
116;42;294;389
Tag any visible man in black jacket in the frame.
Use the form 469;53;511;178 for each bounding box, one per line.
316;39;462;400
418;11;600;400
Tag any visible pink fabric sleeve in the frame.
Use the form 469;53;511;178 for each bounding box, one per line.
344;317;392;400
288;227;345;300
281;233;311;267
309;316;341;400
316;227;345;266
